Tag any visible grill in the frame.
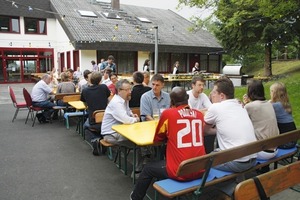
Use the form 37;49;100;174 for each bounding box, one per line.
222;65;253;86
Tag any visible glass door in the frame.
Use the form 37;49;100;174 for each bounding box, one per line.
22;59;37;81
6;59;21;82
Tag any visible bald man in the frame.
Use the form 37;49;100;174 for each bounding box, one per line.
131;87;206;200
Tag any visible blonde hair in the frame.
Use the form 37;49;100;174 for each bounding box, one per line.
270;82;292;113
60;72;70;82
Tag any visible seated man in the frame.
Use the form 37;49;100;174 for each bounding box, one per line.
31;74;56;123
204;77;257;172
130;87;206;200
81;71;111;155
129;71;151;108
101;79;140;144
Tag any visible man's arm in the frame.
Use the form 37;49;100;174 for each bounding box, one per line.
204;123;216;136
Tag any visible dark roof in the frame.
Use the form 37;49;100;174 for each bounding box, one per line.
0;0;55;18
50;0;222;53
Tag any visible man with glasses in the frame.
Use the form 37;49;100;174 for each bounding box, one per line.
101;79;140;144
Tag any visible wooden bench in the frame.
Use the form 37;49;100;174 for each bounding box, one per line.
234;161;300;200
153;129;300;199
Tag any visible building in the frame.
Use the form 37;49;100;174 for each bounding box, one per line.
0;0;223;83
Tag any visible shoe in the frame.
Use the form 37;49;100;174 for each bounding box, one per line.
130;191;133;200
92;141;100;156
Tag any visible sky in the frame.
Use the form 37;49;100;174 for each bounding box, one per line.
104;0;210;20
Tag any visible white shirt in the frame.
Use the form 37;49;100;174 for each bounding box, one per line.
101;95;137;136
187;90;211;110
205;99;257;162
31;80;52;102
102;78;112;86
78;79;87;92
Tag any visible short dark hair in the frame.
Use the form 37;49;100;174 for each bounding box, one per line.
109;72;117;79
247;79;266;101
214;76;234;99
191;75;205;85
107;55;114;61
91;60;96;65
90;71;102;85
133;71;144;84
151;73;164;83
83;69;91;79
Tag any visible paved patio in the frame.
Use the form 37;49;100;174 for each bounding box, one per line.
0;83;299;200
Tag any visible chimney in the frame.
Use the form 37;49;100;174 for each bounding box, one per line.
111;0;120;10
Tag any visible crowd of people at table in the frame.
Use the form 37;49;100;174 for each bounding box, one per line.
29;56;297;200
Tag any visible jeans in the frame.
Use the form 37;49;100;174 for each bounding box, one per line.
131;160;168;200
214;158;256;172
32;100;56;119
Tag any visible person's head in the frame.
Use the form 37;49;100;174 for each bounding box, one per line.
270;82;292;113
90;71;102;85
66;68;74;79
103;67;112;79
107;55;114;64
247;79;266;101
144;59;150;66
151;74;165;96
133;71;144;84
42;74;51;85
76;67;80;72
194;62;199;68
60;72;70;82
210;76;234;103
191;76;205;94
109;73;118;84
91;60;96;65
116;79;132;101
83;69;91;80
174;61;179;67
143;71;150;85
170;87;189;107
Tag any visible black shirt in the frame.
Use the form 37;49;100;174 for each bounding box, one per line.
129;84;151;107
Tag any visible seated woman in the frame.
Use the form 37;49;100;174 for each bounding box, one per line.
245;79;279;160
56;72;76;106
270;82;297;149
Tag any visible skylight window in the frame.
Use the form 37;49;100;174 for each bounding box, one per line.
78;10;98;18
136;17;151;23
102;12;122;19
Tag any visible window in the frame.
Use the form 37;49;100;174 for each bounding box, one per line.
24;18;46;34
0;16;20;33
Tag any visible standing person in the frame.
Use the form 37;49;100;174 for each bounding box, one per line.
130;87;206;200
31;74;56;123
187;75;213;152
245;79;279;161
91;60;98;72
270;82;297;149
98;58;105;71
140;74;170;121
143;59;150;72
99;55;116;73
81;71;111;155
192;62;200;73
171;61;181;88
101;79;140;144
129;71;151;108
204;77;257;172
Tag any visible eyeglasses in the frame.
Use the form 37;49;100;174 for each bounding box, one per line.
119;88;131;92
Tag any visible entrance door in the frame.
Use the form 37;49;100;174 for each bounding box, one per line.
22;59;37;81
6;59;21;82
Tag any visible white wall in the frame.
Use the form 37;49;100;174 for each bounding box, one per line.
80;50;97;72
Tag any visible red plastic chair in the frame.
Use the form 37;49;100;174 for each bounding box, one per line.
8;86;27;122
23;88;46;127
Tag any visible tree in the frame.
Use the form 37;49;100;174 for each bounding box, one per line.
179;0;300;76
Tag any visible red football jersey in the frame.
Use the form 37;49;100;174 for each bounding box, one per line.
154;105;206;181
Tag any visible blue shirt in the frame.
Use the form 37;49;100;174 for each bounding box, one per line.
272;102;294;123
140;90;170;121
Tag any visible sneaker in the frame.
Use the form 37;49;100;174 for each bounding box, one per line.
130;191;133;200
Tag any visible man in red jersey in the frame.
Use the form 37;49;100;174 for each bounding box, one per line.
130;87;206;200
